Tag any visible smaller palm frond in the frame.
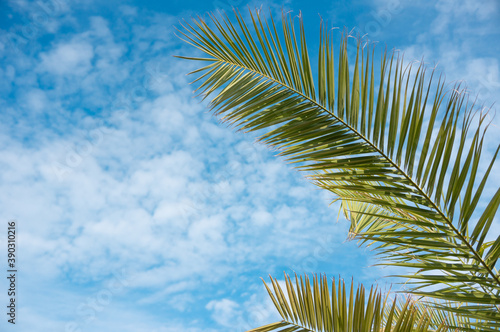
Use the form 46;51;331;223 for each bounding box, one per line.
248;273;452;332
409;300;497;332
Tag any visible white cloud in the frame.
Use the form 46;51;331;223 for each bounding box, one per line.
25;88;49;112
206;298;240;327
433;0;498;34
205;280;284;331
119;5;138;17
39;39;94;75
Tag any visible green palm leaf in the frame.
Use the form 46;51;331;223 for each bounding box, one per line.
251;273;449;332
176;9;500;327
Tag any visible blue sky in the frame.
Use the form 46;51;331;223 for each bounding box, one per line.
0;0;499;331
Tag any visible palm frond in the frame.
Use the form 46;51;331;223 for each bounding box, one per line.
249;273;447;332
176;9;500;325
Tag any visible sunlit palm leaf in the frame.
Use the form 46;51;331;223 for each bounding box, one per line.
176;8;500;326
250;273;447;332
395;299;480;332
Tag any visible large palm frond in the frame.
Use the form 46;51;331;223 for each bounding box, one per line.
176;9;500;327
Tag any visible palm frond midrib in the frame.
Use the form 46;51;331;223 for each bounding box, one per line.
207;54;500;291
